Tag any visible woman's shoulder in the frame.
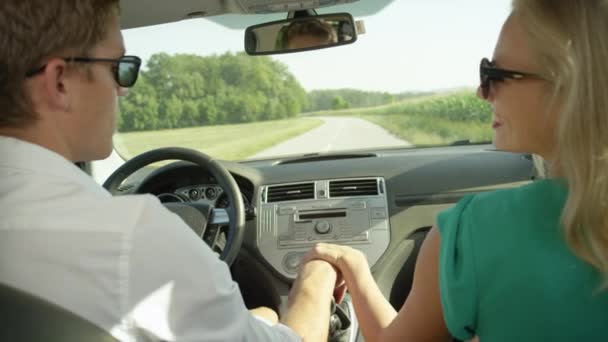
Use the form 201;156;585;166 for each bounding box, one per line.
437;179;567;236
472;178;567;211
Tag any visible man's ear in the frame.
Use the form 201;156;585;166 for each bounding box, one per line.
39;58;72;112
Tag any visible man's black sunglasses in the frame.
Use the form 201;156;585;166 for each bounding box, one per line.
479;57;543;99
26;55;142;88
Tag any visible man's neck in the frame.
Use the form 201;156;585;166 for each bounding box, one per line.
0;124;76;162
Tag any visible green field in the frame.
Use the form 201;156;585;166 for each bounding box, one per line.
114;118;323;160
309;91;494;145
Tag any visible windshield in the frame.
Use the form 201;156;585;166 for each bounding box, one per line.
114;0;511;161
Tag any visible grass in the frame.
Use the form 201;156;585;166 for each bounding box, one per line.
114;118;323;160
307;91;493;146
362;113;492;145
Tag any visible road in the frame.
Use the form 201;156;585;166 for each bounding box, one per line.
251;116;411;159
92;116;411;184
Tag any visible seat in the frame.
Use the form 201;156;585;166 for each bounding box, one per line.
0;283;117;342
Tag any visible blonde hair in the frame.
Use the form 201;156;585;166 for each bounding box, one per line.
513;0;608;286
0;0;120;128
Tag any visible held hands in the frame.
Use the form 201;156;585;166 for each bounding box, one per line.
291;243;368;305
302;243;369;287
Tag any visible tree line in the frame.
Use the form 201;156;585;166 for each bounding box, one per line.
118;52;307;132
117;52;433;132
305;89;434;112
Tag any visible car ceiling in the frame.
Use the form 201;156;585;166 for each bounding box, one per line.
121;0;395;30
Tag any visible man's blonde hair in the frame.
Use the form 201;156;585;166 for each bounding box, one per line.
0;0;120;128
513;0;608;287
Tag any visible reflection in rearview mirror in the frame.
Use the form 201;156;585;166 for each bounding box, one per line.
244;13;357;55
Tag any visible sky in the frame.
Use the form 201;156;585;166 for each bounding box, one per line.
122;0;512;93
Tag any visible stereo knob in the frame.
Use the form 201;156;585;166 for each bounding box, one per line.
315;221;331;234
283;253;303;273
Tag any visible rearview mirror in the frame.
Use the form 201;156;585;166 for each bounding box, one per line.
244;13;357;55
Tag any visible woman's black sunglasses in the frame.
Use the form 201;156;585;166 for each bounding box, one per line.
479;57;543;99
26;55;142;88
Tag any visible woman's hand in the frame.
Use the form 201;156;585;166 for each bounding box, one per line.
302;243;370;287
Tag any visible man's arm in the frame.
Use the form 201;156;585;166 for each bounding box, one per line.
302;243;397;341
282;260;338;342
126;196;305;341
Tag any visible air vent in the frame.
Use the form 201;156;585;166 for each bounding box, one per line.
329;179;379;197
267;183;315;203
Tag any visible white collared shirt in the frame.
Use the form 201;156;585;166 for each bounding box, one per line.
0;136;301;342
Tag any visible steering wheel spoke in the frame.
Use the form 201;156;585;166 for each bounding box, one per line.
210;208;230;225
203;223;228;255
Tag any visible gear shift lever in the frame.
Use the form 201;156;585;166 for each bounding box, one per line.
328;297;352;342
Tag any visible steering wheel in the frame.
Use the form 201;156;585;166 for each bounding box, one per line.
102;147;246;266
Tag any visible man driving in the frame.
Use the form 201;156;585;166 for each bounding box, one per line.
0;1;340;341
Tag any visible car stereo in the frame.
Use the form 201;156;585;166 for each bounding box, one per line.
256;177;390;279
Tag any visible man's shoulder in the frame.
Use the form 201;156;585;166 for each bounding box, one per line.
1;178;168;235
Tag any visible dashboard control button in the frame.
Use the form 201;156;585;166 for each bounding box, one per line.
205;187;217;200
371;208;386;219
294;233;307;241
315;221;331;234
350;201;366;209
278;207;296;215
283;253;304;273
352;232;369;241
188;189;200;200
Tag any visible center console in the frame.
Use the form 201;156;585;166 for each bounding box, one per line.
256;177;391;279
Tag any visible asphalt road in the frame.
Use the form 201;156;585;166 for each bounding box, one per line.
251;116;411;159
92;116;411;184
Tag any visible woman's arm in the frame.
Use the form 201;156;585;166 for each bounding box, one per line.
308;242;398;340
378;227;450;341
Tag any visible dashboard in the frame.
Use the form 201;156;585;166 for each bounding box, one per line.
135;163;256;219
159;183;249;210
123;145;536;285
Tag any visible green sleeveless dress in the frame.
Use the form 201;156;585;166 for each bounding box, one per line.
437;179;608;341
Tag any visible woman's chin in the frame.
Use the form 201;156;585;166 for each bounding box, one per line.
492;139;528;154
492;137;512;152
